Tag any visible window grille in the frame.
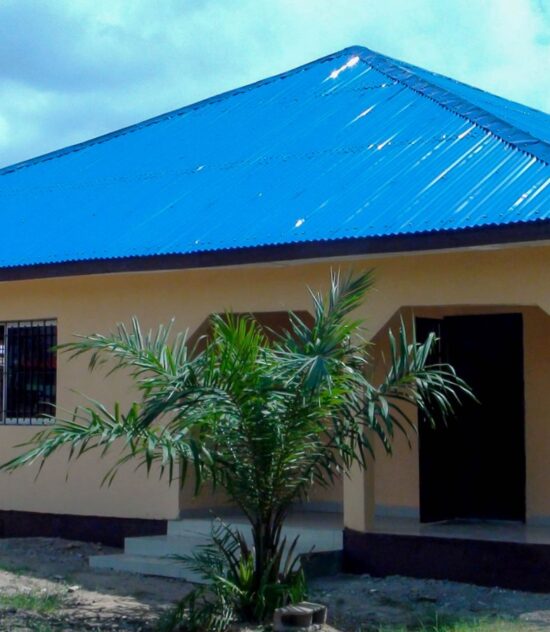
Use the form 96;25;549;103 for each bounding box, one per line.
0;320;57;425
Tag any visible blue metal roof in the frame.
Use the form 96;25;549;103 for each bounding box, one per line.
395;61;550;145
0;45;549;269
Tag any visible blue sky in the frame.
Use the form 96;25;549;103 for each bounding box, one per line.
0;0;548;168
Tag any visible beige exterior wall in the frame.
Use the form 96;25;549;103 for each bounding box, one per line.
0;243;548;527
372;305;550;525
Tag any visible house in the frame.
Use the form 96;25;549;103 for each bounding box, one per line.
0;45;549;590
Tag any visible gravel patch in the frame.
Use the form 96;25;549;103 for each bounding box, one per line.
309;573;550;631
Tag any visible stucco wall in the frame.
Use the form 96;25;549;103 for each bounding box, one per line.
0;265;342;521
0;243;547;526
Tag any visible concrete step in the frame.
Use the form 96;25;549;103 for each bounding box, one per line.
167;519;342;552
124;533;210;558
89;553;204;582
89;515;343;581
167;518;247;537
124;530;341;561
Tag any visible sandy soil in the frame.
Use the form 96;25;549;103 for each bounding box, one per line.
0;538;548;630
0;537;191;630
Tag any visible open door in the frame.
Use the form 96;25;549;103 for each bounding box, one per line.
418;314;525;523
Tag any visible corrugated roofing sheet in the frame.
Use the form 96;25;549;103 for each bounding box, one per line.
0;45;549;269
396;60;550;145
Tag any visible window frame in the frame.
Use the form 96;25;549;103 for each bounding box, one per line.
0;318;57;426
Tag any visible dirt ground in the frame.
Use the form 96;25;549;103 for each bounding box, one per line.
0;538;190;631
310;575;550;631
0;538;548;631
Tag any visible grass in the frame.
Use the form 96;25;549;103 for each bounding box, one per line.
0;590;64;614
0;561;32;575
25;624;59;632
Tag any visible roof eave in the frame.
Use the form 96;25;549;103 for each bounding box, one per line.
1;221;549;282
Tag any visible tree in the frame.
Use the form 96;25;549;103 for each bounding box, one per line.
0;271;471;626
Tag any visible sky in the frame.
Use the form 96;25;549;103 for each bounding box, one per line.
0;0;549;168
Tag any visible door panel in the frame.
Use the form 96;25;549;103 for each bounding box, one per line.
417;318;455;523
418;314;525;523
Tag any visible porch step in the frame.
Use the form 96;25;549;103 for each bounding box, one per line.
89;515;343;581
89;553;203;582
124;533;210;557
167;517;250;537
166;518;343;552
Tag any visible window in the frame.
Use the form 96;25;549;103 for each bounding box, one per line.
0;320;57;425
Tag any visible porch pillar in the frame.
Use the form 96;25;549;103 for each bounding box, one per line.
343;454;375;532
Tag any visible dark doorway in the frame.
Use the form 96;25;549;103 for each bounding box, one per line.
418;313;525;523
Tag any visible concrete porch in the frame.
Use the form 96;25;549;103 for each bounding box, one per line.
370;516;550;544
344;516;550;592
90;512;343;581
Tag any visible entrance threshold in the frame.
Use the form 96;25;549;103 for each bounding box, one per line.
369;516;550;545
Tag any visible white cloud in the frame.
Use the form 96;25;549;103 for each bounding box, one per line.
0;0;548;167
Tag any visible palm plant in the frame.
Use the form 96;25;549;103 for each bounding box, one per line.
0;270;470;626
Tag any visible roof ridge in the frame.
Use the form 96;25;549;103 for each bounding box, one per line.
0;47;357;176
2;44;549;175
350;46;550;165
396;57;550;118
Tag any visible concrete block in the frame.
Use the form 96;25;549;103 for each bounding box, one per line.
273;601;327;631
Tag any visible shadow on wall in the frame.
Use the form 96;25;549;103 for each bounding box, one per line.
179;310;343;516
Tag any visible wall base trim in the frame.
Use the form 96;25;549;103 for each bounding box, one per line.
527;515;550;527
343;528;550;592
0;510;167;548
293;501;343;514
374;505;420;520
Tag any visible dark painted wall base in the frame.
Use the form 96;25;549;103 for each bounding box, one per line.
302;550;343;580
0;510;167;548
344;528;550;593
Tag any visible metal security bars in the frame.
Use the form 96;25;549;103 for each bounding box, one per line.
0;320;57;425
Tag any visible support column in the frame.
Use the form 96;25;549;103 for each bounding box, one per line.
341;303;395;533
343;454;375;532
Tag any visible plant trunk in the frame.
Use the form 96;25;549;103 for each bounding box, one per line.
250;508;287;587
